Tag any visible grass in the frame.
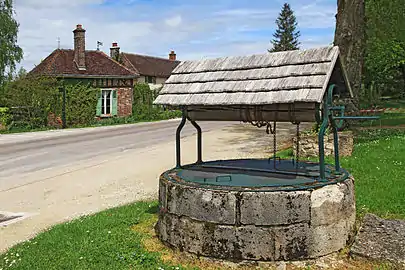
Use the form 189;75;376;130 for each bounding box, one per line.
354;112;405;128
279;128;405;219
342;129;405;219
0;202;186;270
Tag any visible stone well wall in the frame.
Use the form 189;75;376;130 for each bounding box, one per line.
293;131;354;158
156;175;356;261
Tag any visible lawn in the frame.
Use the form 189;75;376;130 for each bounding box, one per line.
354;112;405;128
1;129;404;269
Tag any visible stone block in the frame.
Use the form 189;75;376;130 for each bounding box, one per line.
240;191;310;226
167;184;236;224
308;214;355;258
205;225;238;259
158;179;168;211
351;214;405;264
236;226;275;260
274;223;310;260
311;178;355;226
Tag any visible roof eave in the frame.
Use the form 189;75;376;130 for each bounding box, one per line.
51;74;139;79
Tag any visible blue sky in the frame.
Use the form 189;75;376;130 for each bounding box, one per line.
15;0;337;71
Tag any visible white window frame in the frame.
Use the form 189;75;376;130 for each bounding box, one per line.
101;89;113;116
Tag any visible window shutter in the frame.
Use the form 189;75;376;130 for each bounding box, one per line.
96;90;102;116
112;90;118;116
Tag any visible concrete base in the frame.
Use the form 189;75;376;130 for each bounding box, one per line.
156;173;356;261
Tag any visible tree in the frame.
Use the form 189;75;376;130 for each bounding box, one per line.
269;3;300;52
0;0;23;88
364;0;405;98
334;0;366;103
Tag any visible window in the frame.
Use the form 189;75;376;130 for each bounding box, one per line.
96;89;118;117
145;76;156;84
102;90;112;115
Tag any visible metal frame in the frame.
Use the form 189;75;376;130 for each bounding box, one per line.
317;84;379;181
173;85;379;183
176;108;203;168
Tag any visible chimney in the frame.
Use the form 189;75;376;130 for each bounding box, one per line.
169;50;176;61
110;42;120;61
73;24;86;70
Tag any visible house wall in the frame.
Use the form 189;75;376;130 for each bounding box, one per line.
138;76;168;90
117;87;133;117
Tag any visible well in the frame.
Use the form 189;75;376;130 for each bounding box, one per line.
156;160;355;261
153;46;371;262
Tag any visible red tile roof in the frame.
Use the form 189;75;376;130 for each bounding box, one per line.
29;49;137;78
121;53;181;78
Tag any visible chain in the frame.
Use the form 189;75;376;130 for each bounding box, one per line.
294;122;300;169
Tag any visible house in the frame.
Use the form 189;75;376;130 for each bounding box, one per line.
110;44;180;90
29;24;180;118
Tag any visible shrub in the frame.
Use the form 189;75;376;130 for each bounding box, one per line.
64;83;99;126
0;107;12;126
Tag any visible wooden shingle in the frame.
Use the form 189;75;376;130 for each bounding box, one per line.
155;46;351;107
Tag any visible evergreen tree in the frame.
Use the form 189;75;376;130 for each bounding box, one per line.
269;3;300;52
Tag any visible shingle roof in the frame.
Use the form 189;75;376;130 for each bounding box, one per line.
154;46;352;106
121;53;181;78
29;49;137;78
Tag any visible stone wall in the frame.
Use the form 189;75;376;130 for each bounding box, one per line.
117;87;133;117
156;175;356;261
293;131;354;158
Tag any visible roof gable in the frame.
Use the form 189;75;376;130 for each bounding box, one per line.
154;46;352;106
29;49;137;78
121;53;180;78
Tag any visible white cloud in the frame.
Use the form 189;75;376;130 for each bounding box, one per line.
165;15;182;28
13;0;336;71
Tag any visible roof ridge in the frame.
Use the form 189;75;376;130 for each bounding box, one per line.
96;50;138;75
120;53;140;74
122;52;180;62
180;46;337;63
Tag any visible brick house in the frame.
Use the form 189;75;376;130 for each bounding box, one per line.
110;44;180;90
29;24;180;118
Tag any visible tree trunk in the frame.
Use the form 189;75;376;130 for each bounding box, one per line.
334;0;366;103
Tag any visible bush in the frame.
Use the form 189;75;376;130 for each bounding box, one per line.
132;83;180;121
0;107;12;126
3;75;61;129
64;83;99;126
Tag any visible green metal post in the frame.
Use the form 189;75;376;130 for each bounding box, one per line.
176;109;187;168
318;84;335;182
332;126;340;172
318;106;328;182
190;119;202;164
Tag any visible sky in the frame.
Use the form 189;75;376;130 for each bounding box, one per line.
14;0;337;71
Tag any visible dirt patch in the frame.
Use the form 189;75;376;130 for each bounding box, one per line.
220;122;312;157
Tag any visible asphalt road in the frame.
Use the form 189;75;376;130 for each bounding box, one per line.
0;120;235;179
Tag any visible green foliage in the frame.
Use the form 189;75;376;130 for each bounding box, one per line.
269;3;300;52
132;83;181;121
0;0;23;88
359;82;382;107
0;106;11;126
64;83;99;126
365;0;405;97
3;75;61;129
